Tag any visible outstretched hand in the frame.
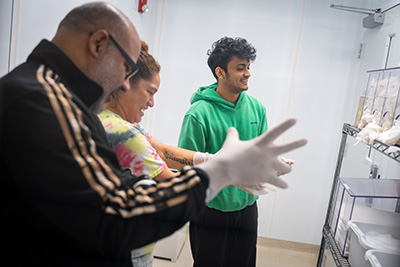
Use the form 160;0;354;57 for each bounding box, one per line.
197;118;307;202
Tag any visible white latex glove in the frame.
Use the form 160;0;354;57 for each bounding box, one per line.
193;152;214;165
276;156;295;176
233;156;295;195
377;119;400;145
196;118;307;202
234;182;277;195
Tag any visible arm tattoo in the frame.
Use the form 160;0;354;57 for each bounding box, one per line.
163;151;193;166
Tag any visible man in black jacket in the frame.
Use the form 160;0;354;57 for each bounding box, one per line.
0;2;306;266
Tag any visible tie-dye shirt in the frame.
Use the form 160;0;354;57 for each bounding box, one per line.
98;109;166;178
98;109;165;266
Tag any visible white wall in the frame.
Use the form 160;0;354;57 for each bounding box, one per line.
0;0;13;75
1;0;161;75
146;0;374;245
351;0;400;119
1;0;398;246
341;0;400;181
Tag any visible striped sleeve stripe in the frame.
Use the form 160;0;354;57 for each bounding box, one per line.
106;167;201;217
37;65;109;197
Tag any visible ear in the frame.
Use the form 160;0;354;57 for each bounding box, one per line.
88;29;109;58
215;67;225;80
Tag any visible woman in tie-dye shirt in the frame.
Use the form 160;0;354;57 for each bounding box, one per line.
99;111;167;179
98;41;212;267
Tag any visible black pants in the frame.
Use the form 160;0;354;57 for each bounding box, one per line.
189;202;258;267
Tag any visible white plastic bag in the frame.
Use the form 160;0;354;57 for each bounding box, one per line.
355;111;382;145
377;119;400;145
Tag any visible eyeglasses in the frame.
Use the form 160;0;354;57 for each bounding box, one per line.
109;34;139;80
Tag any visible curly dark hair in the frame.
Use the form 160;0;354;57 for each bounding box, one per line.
207;37;256;80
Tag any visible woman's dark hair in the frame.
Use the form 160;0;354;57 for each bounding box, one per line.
130;41;161;85
207;37;256;80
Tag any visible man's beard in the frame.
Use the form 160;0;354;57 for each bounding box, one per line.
88;51;120;114
90;88;122;114
90;94;107;114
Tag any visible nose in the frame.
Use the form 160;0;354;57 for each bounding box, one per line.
245;68;251;78
121;78;131;92
148;95;154;108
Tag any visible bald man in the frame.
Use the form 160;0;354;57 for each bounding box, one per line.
0;2;306;266
52;2;141;114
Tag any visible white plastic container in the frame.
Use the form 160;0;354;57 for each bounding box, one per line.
329;178;400;257
365;249;400;267
347;221;400;267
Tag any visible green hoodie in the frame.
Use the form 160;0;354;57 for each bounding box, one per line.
178;82;268;212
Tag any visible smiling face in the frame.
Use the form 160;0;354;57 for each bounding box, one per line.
104;40;161;123
215;56;251;102
119;74;160;123
223;56;251;93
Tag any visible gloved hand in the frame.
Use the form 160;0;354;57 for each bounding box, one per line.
233;156;295;195
196;118;307;202
193;152;214;165
276;156;295;176
233;182;277;195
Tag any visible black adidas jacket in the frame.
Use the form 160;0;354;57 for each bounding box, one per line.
0;40;208;266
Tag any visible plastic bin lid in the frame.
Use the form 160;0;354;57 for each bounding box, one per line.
340;178;400;198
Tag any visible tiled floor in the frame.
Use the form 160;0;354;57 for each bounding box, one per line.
153;227;320;267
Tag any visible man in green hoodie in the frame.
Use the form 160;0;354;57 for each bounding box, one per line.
178;37;268;266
